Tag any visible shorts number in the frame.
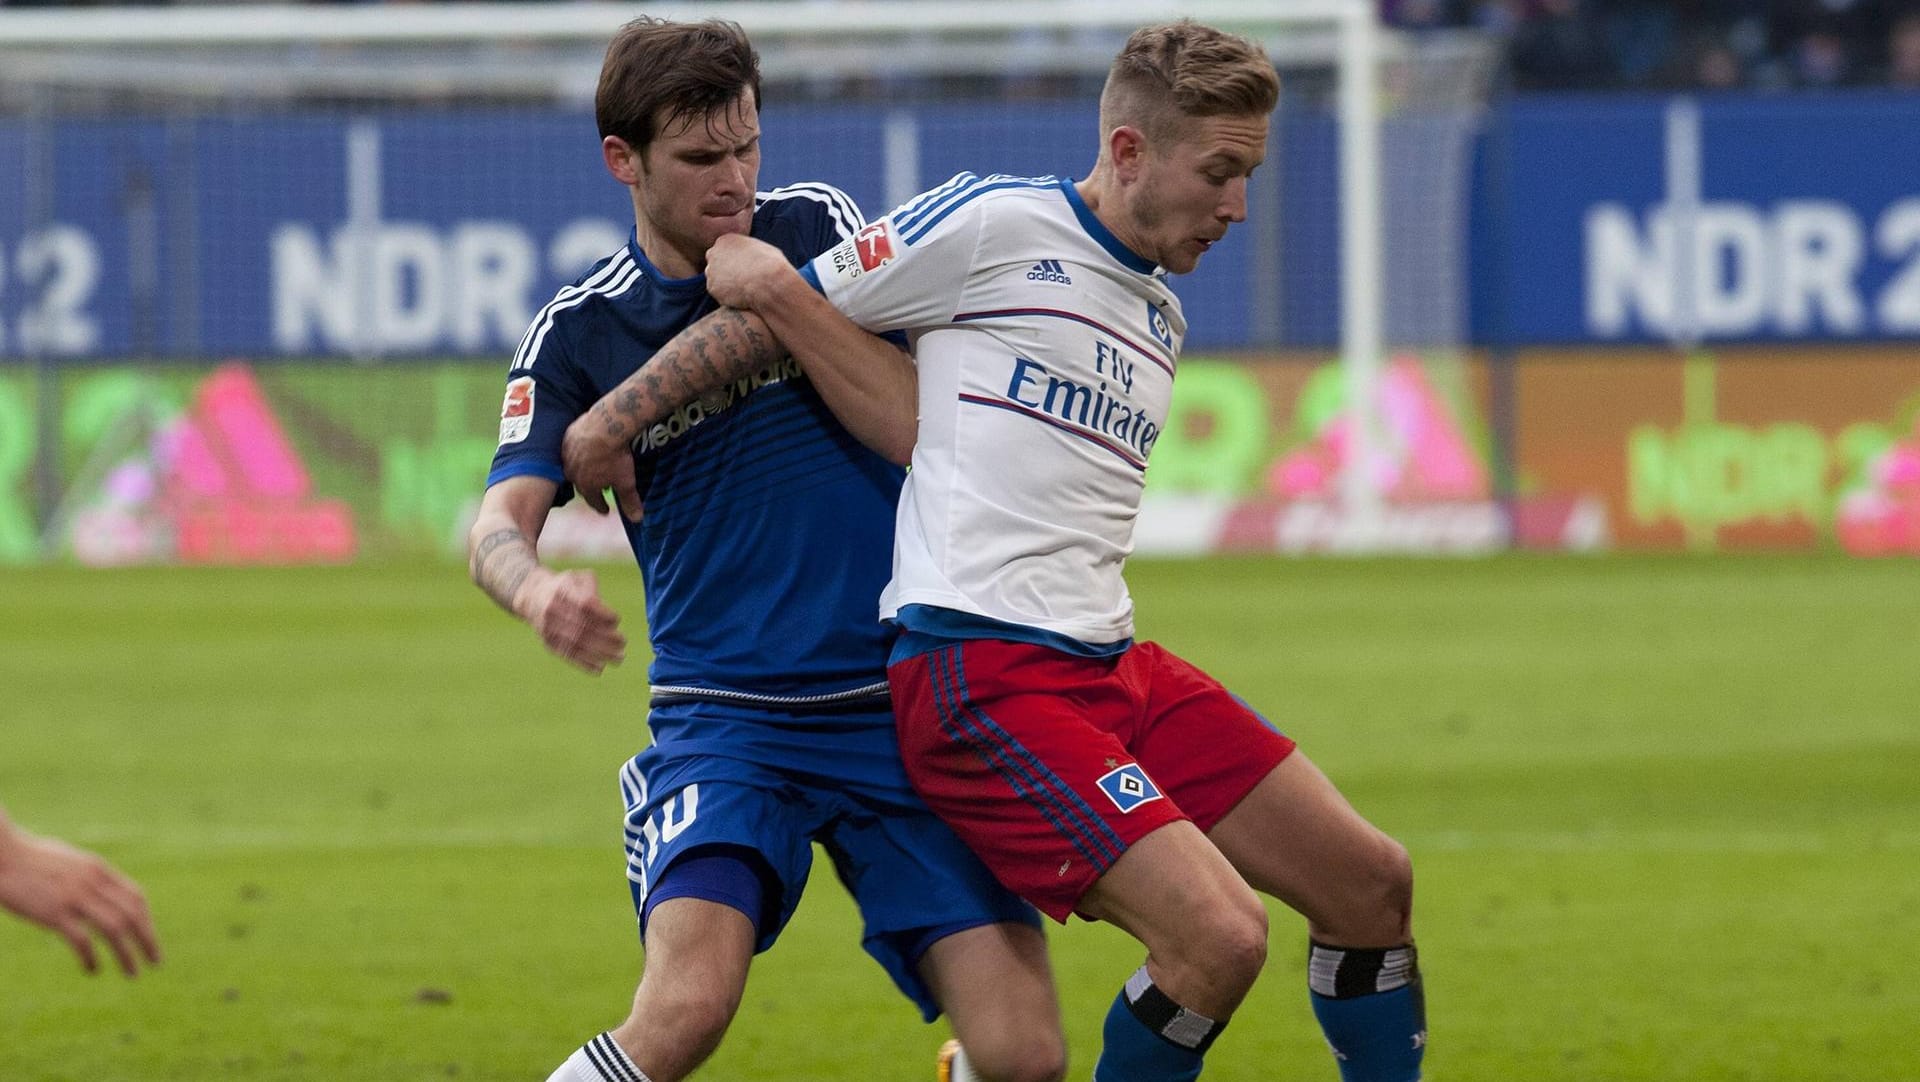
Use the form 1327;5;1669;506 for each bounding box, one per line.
637;784;700;869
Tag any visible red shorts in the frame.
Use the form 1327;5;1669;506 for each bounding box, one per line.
889;638;1296;922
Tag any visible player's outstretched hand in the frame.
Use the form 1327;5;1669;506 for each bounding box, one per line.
0;829;161;977
562;413;645;522
704;233;802;312
524;567;627;675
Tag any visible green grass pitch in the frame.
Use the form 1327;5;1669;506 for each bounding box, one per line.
2;555;1915;1081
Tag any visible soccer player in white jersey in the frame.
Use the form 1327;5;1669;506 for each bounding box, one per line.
470;18;1064;1082
568;20;1429;1082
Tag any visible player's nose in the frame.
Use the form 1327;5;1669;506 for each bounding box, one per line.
717;156;751;198
1220;177;1249;223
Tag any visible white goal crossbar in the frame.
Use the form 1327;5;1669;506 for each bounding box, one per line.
0;1;1363;46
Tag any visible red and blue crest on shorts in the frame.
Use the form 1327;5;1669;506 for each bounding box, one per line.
1095;763;1163;813
889;634;1295;922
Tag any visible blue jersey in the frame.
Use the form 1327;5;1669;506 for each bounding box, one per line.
487;183;905;703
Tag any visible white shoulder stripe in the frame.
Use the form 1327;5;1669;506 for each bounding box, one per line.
765;180;865;227
897;173;1058;245
510;249;640;372
893;171;977;225
758;182;864;241
513;258;641;373
757;186;855;240
510;248;634;368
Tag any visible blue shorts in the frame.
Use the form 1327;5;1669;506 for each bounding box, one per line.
618;697;1039;1021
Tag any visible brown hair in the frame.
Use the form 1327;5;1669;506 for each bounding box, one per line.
595;17;762;153
1099;20;1280;145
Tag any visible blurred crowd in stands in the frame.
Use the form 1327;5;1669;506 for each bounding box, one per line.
2;0;1917;96
1387;0;1920;91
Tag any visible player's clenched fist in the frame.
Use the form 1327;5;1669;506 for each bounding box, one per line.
703;233;801;312
561;413;646;523
0;814;162;977
522;567;627;675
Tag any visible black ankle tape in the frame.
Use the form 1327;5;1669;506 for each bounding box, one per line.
1123;967;1225;1053
1308;941;1420;999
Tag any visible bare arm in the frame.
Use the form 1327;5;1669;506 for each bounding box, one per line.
0;804;161;977
468;474;626;675
705;232;916;465
561;306;786;520
563;235;919;518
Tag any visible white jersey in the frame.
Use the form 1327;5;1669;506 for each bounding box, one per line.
804;173;1185;646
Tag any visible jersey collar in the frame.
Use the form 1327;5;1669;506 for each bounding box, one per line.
1058;178;1158;276
628;227;713;297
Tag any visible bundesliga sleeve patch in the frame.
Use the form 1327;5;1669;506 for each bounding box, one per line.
1096;763;1164;813
855;220;896;270
498;375;534;445
823;219;898;285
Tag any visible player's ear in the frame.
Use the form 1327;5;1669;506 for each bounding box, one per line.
603;136;643;186
1109;125;1148;183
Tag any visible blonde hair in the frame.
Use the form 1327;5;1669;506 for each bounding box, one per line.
1098;20;1280;147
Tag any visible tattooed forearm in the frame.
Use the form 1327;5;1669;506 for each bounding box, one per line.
692;320;724;389
739;312;775;369
588;308;787;447
471;526;539;615
604;367;667;440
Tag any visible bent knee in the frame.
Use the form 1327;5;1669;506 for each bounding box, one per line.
1319;834;1414;945
1006;1058;1068;1082
1212;899;1271;986
623;983;742;1052
1178;891;1268;994
965;1033;1068;1082
1366;834;1414;923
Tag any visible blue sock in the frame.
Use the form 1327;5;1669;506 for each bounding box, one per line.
1307;942;1426;1082
1093;966;1222;1082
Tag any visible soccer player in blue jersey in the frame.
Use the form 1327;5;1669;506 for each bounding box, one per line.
467;18;1063;1082
566;20;1428;1082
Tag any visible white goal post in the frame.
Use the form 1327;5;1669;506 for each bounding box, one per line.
0;0;1389;536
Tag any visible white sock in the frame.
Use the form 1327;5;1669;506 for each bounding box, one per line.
545;1033;650;1082
949;1044;982;1082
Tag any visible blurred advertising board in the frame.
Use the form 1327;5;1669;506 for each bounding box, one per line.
1514;346;1920;554
1474;92;1920;346
4;349;1914;565
0;103;1287;362
7;92;1914;370
1140;354;1605;556
0;362;482;566
1142;348;1918;557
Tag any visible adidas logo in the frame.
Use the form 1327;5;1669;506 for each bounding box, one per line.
1026;259;1073;285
